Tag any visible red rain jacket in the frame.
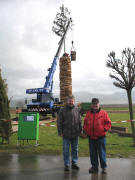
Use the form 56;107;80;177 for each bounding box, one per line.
83;109;111;139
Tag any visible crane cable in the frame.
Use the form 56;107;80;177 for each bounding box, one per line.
71;21;76;51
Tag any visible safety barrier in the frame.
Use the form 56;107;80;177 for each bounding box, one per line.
112;120;135;124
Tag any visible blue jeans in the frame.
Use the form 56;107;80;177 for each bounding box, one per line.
63;137;79;166
88;136;107;169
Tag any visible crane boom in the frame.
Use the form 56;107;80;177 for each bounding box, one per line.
26;18;72;94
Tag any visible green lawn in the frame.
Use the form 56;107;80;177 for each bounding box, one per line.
0;110;135;158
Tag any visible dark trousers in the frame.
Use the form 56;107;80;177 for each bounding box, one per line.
88;136;107;169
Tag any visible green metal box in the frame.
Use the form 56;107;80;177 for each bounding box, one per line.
79;102;91;116
18;112;39;140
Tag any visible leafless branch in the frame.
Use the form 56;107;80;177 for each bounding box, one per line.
106;48;135;90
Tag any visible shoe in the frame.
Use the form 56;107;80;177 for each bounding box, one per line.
64;166;70;171
102;168;107;174
89;167;98;173
72;164;80;170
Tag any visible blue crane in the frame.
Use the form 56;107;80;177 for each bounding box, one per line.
25;18;72;116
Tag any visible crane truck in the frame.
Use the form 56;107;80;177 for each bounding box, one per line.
25;18;72;117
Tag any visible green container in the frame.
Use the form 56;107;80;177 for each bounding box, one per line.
79;102;91;116
80;102;91;111
18;112;39;140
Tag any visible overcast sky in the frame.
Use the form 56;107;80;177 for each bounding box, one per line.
1;0;135;101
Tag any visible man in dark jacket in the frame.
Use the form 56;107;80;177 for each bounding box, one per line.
57;95;82;171
83;98;111;174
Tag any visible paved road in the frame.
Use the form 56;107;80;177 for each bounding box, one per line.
0;153;135;180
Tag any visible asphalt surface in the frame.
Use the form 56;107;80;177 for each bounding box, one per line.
0;153;135;180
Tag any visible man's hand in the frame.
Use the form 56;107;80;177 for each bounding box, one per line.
59;134;63;137
80;132;87;138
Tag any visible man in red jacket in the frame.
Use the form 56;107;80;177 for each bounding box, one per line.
83;98;111;174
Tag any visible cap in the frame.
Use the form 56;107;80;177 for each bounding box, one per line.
91;98;99;104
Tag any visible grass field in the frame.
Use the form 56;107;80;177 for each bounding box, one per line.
0;107;135;158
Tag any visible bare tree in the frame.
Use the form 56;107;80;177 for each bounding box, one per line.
52;4;70;52
106;48;135;145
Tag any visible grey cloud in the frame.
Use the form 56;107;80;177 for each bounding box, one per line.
1;0;130;104
0;0;57;53
72;71;118;94
0;0;63;99
21;24;53;52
